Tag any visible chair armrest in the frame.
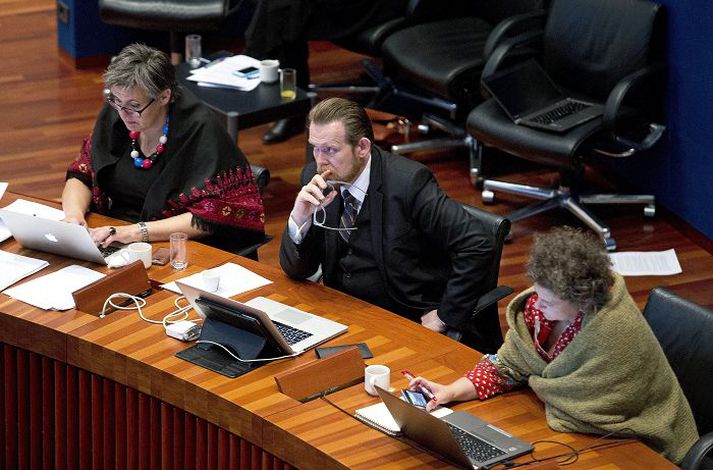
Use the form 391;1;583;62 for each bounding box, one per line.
680;431;713;470
234;234;273;260
595;63;667;156
250;164;270;194
602;62;666;131
484;10;548;57
481;29;544;80
445;285;514;342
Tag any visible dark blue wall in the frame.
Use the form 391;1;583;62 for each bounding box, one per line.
620;0;713;239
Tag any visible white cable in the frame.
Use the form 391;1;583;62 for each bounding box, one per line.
100;293;198;329
196;339;300;363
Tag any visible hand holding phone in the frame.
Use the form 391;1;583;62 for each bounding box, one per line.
401;369;436;401
401;389;429;409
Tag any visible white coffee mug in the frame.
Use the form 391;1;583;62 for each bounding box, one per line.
365;365;391;396
259;59;280;83
119;242;152;269
202;269;221;292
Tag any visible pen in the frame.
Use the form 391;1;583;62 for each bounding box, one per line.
401;369;436;401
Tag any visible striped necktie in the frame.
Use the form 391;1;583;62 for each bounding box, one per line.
339;189;357;242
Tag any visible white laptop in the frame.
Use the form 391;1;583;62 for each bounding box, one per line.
176;281;348;354
0;209;120;264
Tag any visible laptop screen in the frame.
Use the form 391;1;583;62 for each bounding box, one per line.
482;59;563;120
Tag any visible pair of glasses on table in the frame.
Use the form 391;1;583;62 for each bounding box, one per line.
312;180;367;232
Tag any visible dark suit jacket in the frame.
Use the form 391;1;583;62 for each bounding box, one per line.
279;146;494;327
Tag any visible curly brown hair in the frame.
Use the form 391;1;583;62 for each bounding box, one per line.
526;226;614;315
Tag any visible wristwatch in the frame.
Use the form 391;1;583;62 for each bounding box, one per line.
137;221;149;242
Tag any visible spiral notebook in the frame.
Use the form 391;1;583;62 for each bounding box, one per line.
355;402;401;435
354;401;453;436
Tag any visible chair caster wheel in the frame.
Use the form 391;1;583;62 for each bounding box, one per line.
482;190;495;204
604;237;617;252
644;205;656;217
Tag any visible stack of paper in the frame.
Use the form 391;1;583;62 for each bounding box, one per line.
4;265;105;310
186;55;261;91
161;262;273;297
609;248;682;276
0;250;49;290
0;198;65;243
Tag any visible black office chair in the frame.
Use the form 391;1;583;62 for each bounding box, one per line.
445;204;512;354
643;287;713;470
310;0;472;106
379;0;546;182
467;0;666;250
98;0;244;64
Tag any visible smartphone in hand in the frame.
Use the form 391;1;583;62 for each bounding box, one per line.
401;389;429;409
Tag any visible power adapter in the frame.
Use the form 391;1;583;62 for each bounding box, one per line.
166;320;201;342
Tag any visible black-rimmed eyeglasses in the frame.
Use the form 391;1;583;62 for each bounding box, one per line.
104;91;155;117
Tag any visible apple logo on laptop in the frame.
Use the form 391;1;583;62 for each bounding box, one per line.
44;233;59;243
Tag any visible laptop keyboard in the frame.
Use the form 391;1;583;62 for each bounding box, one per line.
531;100;589;125
448;424;506;463
100;245;121;257
273;321;313;345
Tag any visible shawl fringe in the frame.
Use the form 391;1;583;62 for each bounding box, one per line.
163;166;265;232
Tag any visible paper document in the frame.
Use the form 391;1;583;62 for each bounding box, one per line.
162;262;273;297
609;248;682;276
4;265;105;310
186;55;261;91
0;182;7;200
0;198;66;243
0;250;50;290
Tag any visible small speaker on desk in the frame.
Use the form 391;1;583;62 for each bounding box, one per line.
72;261;152;317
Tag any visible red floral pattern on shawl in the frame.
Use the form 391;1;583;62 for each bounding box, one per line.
162;166;264;232
66;134;264;232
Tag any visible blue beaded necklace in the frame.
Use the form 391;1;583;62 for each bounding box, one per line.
129;115;170;169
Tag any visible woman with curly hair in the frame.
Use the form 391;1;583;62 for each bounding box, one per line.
409;226;698;463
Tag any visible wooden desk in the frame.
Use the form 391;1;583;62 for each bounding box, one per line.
0;194;675;469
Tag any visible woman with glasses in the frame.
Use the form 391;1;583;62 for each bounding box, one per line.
62;43;265;251
408;227;697;463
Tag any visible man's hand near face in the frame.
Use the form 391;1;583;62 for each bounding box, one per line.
290;170;337;227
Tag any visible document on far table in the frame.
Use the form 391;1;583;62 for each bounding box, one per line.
609;248;682;276
0;182;7;200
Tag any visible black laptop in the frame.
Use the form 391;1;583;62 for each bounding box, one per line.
376;387;532;469
481;59;604;133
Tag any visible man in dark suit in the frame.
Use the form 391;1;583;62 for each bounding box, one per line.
280;98;494;336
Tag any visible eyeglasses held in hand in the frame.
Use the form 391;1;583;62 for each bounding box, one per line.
104;89;155;117
312;180;367;232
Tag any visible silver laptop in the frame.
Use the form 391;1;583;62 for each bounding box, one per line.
0;209;120;264
176;281;348;354
481;59;604;133
376;386;532;469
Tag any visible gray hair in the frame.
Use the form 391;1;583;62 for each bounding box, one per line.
307;97;374;146
103;43;178;100
526;226;614;315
